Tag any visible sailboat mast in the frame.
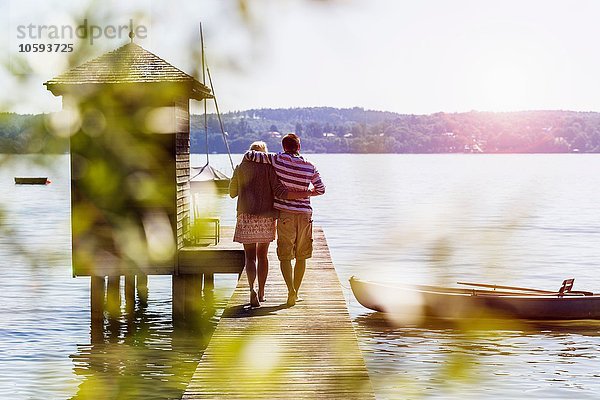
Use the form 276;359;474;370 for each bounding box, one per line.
206;66;235;171
200;22;209;165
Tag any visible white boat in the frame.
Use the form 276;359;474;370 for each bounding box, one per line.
350;276;600;320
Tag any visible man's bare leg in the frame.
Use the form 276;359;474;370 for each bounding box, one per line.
293;259;306;300
280;259;296;306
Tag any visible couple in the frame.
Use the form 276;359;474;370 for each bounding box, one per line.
229;134;325;308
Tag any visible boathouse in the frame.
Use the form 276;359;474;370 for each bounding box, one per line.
44;37;376;399
44;39;243;322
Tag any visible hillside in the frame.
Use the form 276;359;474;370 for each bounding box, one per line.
2;107;600;153
193;108;600;154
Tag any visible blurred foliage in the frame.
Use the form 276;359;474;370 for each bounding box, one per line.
354;312;528;398
0;112;68;153
64;83;187;274
1;1;217;398
0;0;546;399
70;289;220;400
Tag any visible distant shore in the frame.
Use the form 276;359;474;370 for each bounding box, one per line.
2;107;600;154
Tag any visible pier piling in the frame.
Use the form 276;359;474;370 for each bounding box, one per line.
125;275;135;313
90;276;105;323
137;274;148;305
106;276;121;318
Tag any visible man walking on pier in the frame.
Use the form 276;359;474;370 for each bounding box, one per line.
244;133;325;306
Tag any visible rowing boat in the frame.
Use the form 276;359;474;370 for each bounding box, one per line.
349;276;600;320
14;177;50;185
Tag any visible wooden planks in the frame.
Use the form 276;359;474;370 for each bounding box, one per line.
178;227;244;275
76;227;244;276
183;227;374;399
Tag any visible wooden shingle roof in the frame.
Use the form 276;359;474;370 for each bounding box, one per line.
45;43;212;100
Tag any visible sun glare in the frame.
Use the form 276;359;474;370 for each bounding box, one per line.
477;63;535;111
481;65;530;111
463;38;552;112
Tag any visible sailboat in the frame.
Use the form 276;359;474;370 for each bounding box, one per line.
190;22;234;195
190;163;230;193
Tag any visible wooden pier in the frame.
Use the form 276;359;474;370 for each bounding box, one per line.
87;227;244;324
183;227;375;399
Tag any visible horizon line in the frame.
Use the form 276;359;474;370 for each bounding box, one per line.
3;107;600;117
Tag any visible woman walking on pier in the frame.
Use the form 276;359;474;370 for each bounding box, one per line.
229;141;311;307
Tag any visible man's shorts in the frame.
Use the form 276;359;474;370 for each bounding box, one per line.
276;211;313;261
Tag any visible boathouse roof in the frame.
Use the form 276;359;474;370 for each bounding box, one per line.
44;43;212;100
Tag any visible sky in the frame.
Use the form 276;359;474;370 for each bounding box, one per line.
1;0;600;115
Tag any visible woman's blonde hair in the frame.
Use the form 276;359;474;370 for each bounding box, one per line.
249;141;268;152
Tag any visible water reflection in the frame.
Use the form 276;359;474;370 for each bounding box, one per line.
70;296;220;400
353;312;600;399
355;311;600;337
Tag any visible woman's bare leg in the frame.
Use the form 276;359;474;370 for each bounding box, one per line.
256;242;270;302
243;243;260;306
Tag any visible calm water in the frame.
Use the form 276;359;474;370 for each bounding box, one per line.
2;153;600;399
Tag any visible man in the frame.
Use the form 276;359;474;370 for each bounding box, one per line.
244;133;325;306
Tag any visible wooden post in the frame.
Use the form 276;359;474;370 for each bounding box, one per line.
90;276;105;343
184;274;202;319
91;276;106;322
137;274;148;306
173;274;203;323
106;276;121;318
125;275;135;313
203;273;215;308
172;274;185;322
204;273;214;291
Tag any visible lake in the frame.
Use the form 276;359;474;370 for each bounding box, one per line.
2;153;600;399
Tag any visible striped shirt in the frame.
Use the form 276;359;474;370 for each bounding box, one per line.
244;151;325;213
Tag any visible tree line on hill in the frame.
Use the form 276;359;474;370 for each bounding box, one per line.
194;108;600;154
0;113;62;153
2;107;600;154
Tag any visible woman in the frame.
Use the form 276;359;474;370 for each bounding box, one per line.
229;141;311;307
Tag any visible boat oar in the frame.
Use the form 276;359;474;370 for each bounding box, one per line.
456;281;556;294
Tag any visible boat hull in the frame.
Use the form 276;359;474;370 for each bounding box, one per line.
190;164;230;194
14;177;49;185
350;277;600;320
190;178;230;194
